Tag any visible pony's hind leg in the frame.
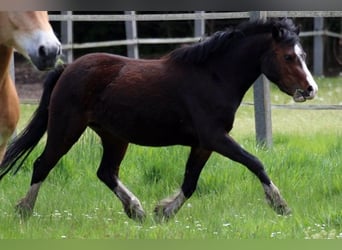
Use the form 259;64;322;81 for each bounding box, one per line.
154;147;211;220
15;149;61;218
16;115;87;218
96;135;145;222
15;182;42;218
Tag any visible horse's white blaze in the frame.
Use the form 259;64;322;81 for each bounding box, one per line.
13;29;61;59
294;44;318;97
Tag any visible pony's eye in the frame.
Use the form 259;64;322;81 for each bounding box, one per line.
302;52;307;60
284;55;293;61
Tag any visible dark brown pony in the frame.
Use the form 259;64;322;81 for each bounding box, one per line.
0;18;317;221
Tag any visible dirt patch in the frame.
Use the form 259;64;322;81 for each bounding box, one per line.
14;60;49;100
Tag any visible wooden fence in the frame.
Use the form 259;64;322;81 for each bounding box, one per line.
51;11;342;77
12;11;342;147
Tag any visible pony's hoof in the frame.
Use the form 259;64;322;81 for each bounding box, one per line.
263;183;291;216
153;202;176;222
266;197;292;216
123;202;146;223
154;191;186;222
154;205;169;222
15;200;33;219
274;204;292;216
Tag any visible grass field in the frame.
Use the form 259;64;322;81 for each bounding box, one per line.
0;77;341;239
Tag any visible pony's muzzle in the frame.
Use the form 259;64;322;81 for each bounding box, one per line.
31;43;62;70
293;85;317;102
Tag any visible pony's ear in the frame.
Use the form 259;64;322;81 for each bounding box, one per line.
294;25;300;35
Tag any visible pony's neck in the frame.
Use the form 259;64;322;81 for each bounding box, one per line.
218;34;272;94
202;34;273;108
0;45;13;89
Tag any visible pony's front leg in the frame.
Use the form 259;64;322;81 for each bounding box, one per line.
209;133;291;215
96;138;145;222
262;182;291;215
114;180;145;222
154;190;187;221
154;147;211;220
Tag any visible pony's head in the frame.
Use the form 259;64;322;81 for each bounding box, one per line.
0;11;61;70
261;19;318;102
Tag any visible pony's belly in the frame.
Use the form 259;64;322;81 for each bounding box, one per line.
123;124;196;147
95;117;197;147
92;103;196;146
127;132;196;147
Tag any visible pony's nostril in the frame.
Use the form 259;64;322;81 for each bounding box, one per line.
38;45;47;57
307;85;314;92
39;45;61;58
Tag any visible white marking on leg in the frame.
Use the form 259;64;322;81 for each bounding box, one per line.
16;182;42;217
263;182;281;200
114;180;145;221
155;190;187;219
294;44;318;98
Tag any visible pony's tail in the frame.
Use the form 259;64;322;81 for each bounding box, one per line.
0;64;66;180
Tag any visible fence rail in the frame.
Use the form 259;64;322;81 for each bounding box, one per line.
62;37;203;50
49;11;342;22
19;98;342;111
242;103;342;110
50;11;342;55
48;12;251;21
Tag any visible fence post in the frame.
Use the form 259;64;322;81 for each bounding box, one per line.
9;53;15;84
61;11;73;63
194;11;205;38
313;17;324;76
125;11;139;59
249;11;272;148
10;53;17;137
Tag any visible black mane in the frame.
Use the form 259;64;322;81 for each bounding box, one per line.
168;18;300;64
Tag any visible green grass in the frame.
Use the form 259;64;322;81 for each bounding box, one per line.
0;77;341;239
